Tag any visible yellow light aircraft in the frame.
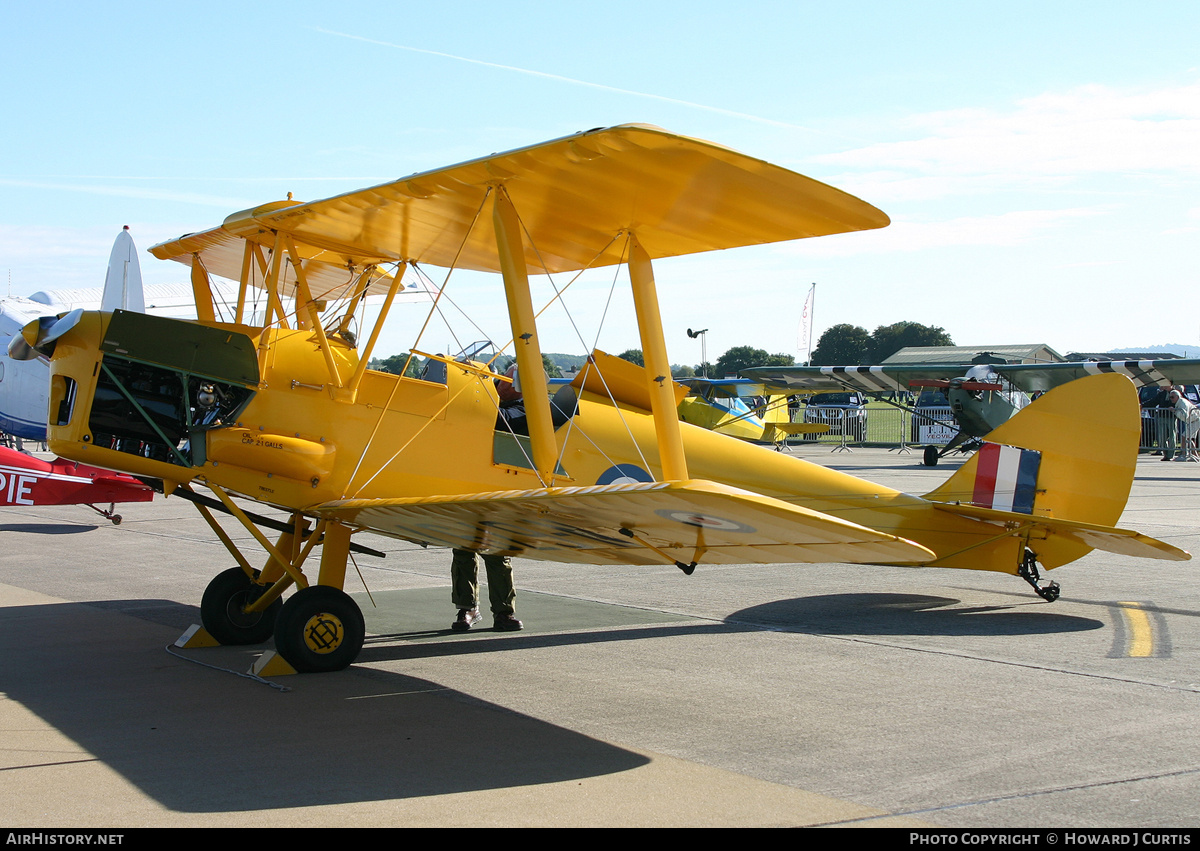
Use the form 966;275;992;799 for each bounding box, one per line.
12;125;1188;674
677;377;824;447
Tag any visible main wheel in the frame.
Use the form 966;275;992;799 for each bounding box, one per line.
923;445;940;467
200;567;282;645
273;585;365;673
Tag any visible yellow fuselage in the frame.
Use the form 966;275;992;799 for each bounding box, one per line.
47;314;1025;574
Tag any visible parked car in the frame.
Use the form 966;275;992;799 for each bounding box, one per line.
802;391;867;442
910;387;955;444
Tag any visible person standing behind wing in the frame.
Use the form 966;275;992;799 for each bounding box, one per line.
1169;389;1199;462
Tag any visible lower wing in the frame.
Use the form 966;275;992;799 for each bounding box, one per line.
315;479;934;567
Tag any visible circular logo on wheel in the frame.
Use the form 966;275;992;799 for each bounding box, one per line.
303;612;344;654
653;509;756;533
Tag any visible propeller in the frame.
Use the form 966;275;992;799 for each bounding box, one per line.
6;309;84;361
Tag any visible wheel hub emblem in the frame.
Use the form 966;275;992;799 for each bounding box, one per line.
303;613;344;654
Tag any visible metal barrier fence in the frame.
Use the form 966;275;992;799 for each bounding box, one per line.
787;406;1193;453
1137;407;1200;456
791;407;955;449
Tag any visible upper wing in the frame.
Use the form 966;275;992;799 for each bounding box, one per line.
741;364;967;394
994;359;1200;393
314;478;934;567
745;358;1200;397
149;225;399;301
679;377;767;397
150;124;889;284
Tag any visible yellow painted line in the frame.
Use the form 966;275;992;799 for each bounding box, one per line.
1118;601;1154;658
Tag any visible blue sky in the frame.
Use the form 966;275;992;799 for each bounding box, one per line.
2;1;1197;363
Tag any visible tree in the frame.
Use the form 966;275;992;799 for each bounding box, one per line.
714;346;793;377
616;348;644;366
375;352;425;378
810;324;871;366
869;321;954;362
482;353;559;377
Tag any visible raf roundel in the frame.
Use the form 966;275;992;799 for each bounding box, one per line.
654;509;756;534
596;464;654;485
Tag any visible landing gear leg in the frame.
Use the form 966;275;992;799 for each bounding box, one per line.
1017;548;1060;602
85;503;123;524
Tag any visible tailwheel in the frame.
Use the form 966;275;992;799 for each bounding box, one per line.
200;567;282;645
1017;548;1060;602
273;586;365;673
85;503;123;524
922;445;940;467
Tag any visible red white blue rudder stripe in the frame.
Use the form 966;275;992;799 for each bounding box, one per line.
971;443;1041;514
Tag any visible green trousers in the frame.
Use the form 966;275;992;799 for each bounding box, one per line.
451;549;516;616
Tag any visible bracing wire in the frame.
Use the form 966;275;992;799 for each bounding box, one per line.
500;211;656;478
400;188;494;378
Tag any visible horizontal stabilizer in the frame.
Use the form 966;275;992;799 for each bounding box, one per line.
933;502;1189;562
316;479;934;567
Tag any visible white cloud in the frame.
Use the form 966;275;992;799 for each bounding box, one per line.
0;224;199;294
815;81;1200;198
782;207;1109;256
0;178;251;209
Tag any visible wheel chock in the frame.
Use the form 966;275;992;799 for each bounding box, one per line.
251;650;297;677
175;624;219;648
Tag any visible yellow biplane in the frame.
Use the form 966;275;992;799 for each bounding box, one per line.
676;377;825;447
12;124;1188;674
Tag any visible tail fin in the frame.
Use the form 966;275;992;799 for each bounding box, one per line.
100;227;145;312
924;372;1142;567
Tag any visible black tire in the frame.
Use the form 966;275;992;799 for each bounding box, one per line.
200;567;282;645
923;445;940;467
273;586;365;673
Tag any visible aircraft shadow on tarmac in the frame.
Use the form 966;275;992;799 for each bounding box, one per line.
1;587;1099;813
0;599;650;813
356;621;745;665
0;522;96;534
728;592;1104;637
